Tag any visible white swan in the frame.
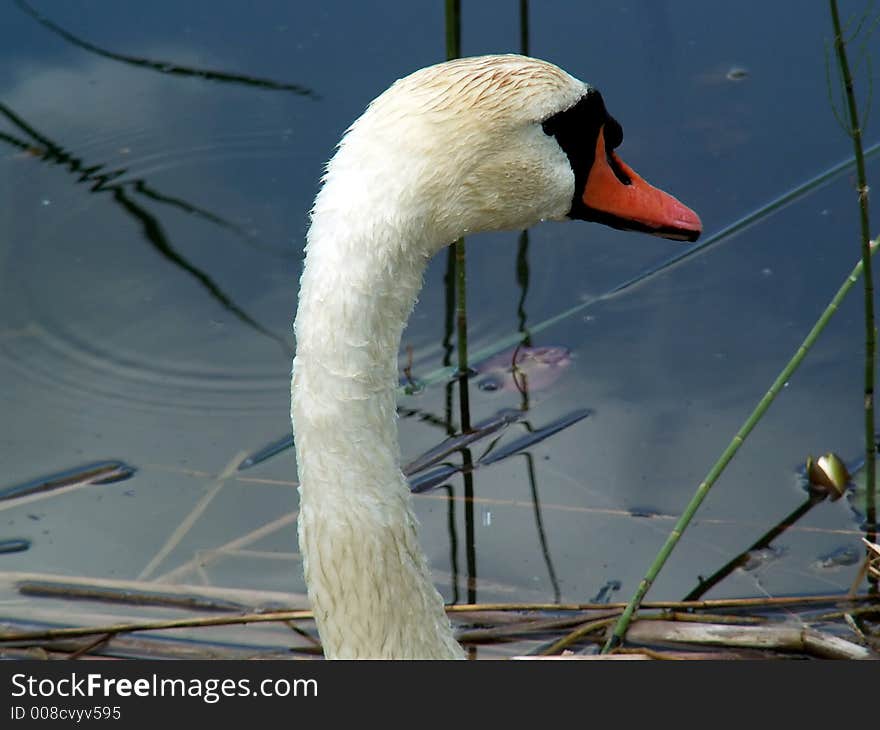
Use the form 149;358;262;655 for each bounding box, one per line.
291;55;701;659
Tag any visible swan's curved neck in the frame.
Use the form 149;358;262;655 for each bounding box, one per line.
292;173;464;659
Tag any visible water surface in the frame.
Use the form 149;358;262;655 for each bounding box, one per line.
0;1;876;655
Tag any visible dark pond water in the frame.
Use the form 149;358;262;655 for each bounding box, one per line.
0;1;877;655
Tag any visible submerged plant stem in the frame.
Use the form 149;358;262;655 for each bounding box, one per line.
830;0;877;568
603;236;880;654
455;238;471;431
683;494;826;601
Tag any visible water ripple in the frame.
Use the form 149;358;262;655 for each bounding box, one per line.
0;322;288;415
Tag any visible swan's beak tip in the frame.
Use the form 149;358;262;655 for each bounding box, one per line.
669;202;702;242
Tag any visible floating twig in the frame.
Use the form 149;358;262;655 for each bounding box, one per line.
17;580;248;613
0;461;135;504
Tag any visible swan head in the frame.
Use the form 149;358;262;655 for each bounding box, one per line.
295;56;703;659
319;54;701;251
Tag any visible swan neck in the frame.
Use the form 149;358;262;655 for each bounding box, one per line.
291;196;464;659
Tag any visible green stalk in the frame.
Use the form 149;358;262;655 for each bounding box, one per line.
445;0;460;59
455;237;471;431
444;0;470;432
444;0;475;628
830;0;877;565
603;236;880;653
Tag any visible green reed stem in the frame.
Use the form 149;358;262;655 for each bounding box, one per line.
454;238;471;429
445;0;461;59
830;0;877;563
603;236;880;653
445;0;470;431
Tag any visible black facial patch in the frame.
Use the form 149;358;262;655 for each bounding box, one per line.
541;89;627;223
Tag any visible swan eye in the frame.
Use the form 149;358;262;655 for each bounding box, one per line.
540;89;605;141
540;90;607;178
600;117;630;184
540;89;620;209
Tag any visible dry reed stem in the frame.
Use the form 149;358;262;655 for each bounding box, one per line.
447;592;878;613
0;610;313;643
624;620;874;660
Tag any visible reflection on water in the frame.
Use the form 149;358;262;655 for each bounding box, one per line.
408;409;591;492
0;98;290;357
15;0;318;98
0;0;877;657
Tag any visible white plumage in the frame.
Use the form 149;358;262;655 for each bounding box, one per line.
291;55;700;659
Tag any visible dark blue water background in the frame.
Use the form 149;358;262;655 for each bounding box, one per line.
0;1;877;653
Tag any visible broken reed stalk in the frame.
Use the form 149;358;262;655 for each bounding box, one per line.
549;618;873;660
603;236;880;654
622;620;874;660
830;0;877;566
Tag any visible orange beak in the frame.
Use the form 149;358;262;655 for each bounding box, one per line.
582;126;702;242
